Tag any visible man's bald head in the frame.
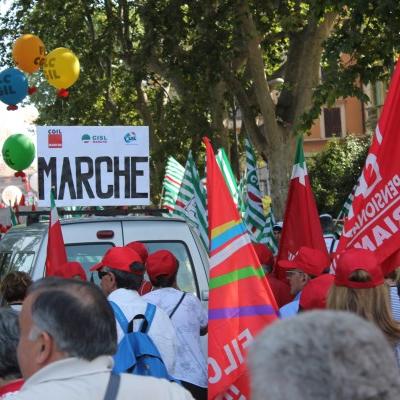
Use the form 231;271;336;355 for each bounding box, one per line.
248;310;400;400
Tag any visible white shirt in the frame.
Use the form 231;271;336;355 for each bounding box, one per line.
6;356;193;400
143;288;208;387
324;234;338;253
108;288;177;375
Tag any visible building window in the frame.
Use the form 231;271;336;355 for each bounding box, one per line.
322;107;344;138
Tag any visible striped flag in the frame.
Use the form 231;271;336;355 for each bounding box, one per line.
9;204;18;226
338;183;357;220
173;151;209;249
204;137;277;400
243;138;267;241
161;157;185;212
46;190;67;276
256;209;278;254
216;148;244;213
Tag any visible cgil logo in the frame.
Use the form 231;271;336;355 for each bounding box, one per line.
124;132;137;144
48;129;63;148
81;134;108;144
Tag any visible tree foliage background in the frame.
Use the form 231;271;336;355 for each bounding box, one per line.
1;1;400;214
308;134;371;217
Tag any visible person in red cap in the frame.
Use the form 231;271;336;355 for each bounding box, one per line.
60;261;87;281
252;243;292;308
299;274;334;311
125;241;153;295
143;250;207;400
278;246;330;318
327;248;400;366
90;246;177;376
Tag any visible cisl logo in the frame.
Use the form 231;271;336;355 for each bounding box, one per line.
81;134;91;144
48;129;62;148
81;134;108;144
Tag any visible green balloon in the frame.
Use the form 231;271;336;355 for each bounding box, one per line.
2;134;35;171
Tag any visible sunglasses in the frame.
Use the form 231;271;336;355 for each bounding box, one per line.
286;270;304;277
97;270;109;280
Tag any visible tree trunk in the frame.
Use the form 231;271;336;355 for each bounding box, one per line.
210;81;230;152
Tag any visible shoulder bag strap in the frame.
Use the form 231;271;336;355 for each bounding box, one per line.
109;301;129;333
103;373;121;400
169;292;186;318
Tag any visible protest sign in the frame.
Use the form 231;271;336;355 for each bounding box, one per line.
37;126;149;207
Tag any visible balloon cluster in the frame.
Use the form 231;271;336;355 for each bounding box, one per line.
0;34;80;110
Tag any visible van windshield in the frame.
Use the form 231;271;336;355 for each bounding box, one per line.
65;242;114;284
67;241;198;296
143;241;198;296
0;227;45;278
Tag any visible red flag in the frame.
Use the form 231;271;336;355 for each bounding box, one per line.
276;136;328;279
45;191;67;276
204;137;278;400
338;58;400;264
19;194;26;206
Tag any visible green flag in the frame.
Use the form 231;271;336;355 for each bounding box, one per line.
173;151;209;249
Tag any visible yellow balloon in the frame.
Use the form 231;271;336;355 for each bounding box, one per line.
12;34;46;73
43;47;80;90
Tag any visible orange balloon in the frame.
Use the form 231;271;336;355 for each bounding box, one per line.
12;34;46;74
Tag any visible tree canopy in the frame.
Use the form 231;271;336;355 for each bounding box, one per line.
308;134;370;217
1;0;400;214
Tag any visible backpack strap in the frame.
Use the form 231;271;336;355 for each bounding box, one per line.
109;301;129;333
103;373;120;400
169;292;186;318
140;303;157;333
110;300;147;333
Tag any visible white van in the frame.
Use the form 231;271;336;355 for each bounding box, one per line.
0;215;209;305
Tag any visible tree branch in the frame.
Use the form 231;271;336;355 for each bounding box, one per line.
237;1;279;142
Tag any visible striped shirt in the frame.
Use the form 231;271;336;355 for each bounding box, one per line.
389;286;400;322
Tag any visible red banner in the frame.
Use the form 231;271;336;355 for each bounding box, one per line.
339;59;400;263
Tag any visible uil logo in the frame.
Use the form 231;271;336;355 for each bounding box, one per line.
124;132;137;144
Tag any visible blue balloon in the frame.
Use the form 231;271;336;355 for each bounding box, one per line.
0;68;28;107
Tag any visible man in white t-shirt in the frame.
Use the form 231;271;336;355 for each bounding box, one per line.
90;247;177;376
143;250;208;400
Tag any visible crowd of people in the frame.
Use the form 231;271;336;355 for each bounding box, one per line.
0;242;207;399
0;216;399;399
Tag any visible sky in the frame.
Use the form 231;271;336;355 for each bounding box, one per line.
0;0;11;16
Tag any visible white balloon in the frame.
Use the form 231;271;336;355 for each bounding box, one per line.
2;185;22;206
29;172;38;193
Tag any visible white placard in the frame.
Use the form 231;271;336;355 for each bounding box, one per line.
37;126;150;207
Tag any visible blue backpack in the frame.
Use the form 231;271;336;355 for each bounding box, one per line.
109;301;171;380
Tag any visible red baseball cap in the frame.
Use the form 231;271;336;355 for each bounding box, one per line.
334;248;384;289
253;243;274;267
299;274;334;310
126;241;149;264
61;261;87;281
90;247;143;274
278;247;329;276
146;250;178;280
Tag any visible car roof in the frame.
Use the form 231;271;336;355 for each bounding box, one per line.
59;215;186;225
8;215;187;232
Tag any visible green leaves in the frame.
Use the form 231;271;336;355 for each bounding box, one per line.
308;134;371;216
